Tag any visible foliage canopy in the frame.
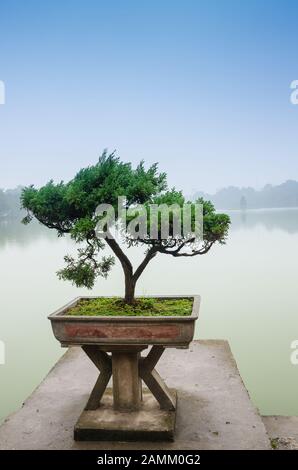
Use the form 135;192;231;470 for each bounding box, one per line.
21;151;230;303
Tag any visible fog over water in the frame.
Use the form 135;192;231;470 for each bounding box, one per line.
0;208;298;421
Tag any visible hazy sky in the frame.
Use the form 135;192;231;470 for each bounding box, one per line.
1;0;298;193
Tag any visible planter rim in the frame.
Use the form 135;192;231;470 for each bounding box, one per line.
48;295;200;323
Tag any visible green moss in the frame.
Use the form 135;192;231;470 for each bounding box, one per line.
66;297;193;317
270;438;279;449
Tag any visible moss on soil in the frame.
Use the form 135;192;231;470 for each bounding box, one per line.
66;297;193;317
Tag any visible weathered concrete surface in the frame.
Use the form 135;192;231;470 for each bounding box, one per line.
74;389;177;441
262;416;298;450
0;340;270;450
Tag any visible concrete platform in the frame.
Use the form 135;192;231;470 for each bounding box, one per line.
0;340;270;450
262;416;298;450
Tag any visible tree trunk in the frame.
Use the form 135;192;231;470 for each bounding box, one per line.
105;234;157;305
125;272;136;304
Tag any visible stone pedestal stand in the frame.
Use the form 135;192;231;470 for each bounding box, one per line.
48;295;200;441
74;345;177;441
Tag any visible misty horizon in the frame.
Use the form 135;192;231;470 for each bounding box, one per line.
2;179;298;214
1;177;297;195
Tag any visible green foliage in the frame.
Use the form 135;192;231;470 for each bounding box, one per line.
21;151;230;295
21;151;167;229
57;252;115;289
151;188;185;206
67;297;193;316
70;217;99;242
58;255;98;289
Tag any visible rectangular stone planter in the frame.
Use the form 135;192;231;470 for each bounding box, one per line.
48;295;200;441
48;295;200;348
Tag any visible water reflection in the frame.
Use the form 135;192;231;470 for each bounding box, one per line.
1;208;298;250
0;218;56;249
1;209;298;420
227;208;298;234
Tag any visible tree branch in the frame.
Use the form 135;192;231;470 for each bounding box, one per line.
105;232;133;275
35;215;71;233
157;241;214;257
133;246;158;283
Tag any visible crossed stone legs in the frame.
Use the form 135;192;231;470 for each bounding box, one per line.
82;345;176;412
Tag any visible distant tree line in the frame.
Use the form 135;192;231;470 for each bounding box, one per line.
0;186;23;218
192;180;298;210
1;180;298;218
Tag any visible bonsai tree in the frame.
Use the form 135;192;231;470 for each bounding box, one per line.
21;151;230;304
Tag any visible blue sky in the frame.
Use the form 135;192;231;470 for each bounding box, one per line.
1;0;298;192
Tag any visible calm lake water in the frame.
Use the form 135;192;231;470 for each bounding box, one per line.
1;208;298;422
